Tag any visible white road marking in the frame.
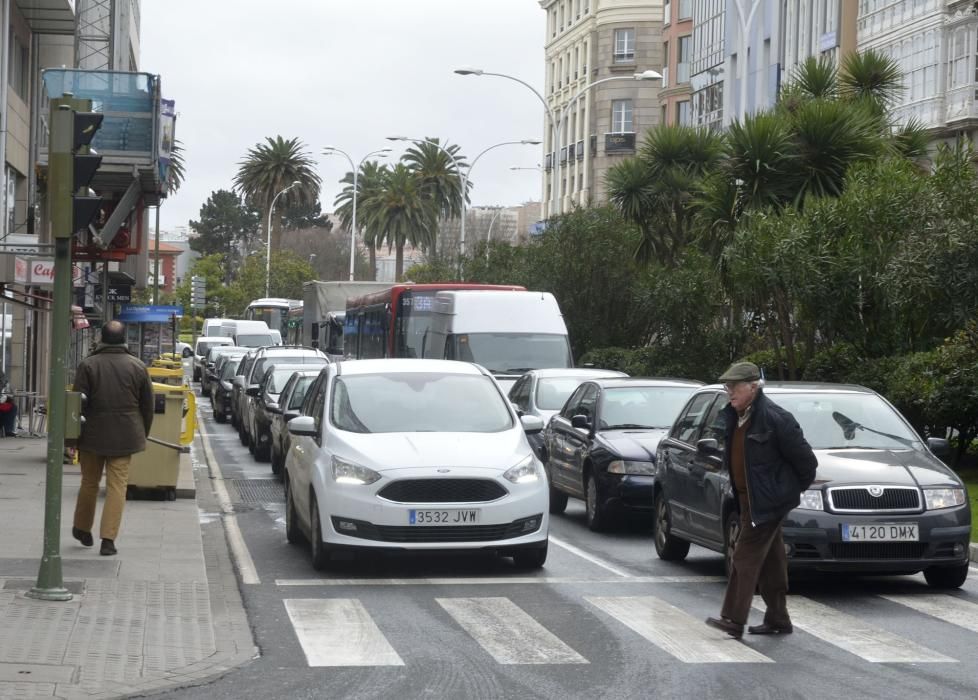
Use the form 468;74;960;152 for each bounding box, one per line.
549;535;633;578
284;598;403;666
759;596;954;663
881;593;978;634
437;597;587;665
274;575;726;587
197;406;260;585
587;596;773;663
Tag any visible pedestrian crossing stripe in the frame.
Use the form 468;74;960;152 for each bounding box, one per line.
284;593;969;667
753;595;954;663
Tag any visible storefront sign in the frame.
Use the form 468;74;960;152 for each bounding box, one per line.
7;257;84;287
106;285;132;302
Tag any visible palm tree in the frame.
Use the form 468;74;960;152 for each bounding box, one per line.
838;49;905;121
361;163;434;280
334;160;389;280
607;124;724;264
233;136;322;254
401;138;469;257
164;139;186;197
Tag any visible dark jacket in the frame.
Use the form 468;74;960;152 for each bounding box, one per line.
74;344;154;456
722;390;818;525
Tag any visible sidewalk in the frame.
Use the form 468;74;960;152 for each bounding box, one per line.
0;436;255;699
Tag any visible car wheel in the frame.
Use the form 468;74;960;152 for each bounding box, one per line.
239;423;248;446
285;477;303;545
512;542;548;570
214;408;226;424
585;473;607;532
309;496;330;571
548;485;568;514
654;491;690;561
271;445;281;476
724;509;741;578
255;436;270;463
183;347;192;358
923;563;969;589
193;368;200;382
247;431;256;455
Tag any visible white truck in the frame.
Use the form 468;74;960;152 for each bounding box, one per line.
301;280;390;359
422;290;573;392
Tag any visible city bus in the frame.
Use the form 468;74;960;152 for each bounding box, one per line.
244;298;299;339
344;283;525;360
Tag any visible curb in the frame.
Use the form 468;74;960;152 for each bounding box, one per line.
971;543;978;565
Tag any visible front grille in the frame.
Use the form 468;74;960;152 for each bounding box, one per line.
828;486;920;512
828;542;926;560
377;478;507;503
331;515;542;543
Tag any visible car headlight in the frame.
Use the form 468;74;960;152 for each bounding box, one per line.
607;459;656;476
504;455;543;484
923;488;966;510
797;489;824;510
331;456;381;485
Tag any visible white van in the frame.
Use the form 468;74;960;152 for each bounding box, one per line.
202;318;233;337
422;290;572;392
219;320;276;348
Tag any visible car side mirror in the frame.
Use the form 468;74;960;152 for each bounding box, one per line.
267;403;281;414
284;410;300;422
927;436;950;458
289;415;317;437
571;414;591;431
511;402;525;417
520;414;544;434
246;386;259;397
696;438;719;454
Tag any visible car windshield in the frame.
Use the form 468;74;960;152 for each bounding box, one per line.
288;376;315;409
537;376;601;410
600;386;697;430
330;373;514;433
197;340;229;356
221;359;241;379
237;334;274;348
252;355;319;382
770;392;923;450
267;368;303;394
450;333;571;373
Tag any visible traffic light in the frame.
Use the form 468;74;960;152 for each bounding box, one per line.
48;97;103;239
190;276;206;309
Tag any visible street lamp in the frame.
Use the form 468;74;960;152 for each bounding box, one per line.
266;181;299;298
455;67;661;218
485;207;504;262
323;146;392;281
386;136;540;258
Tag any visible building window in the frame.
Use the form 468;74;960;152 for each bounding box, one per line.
662;40;670;88
679;0;692;19
677;35;691;83
7;31;29;99
5;166;16;234
676;100;691;126
664;0;672;26
611;99;634;132
614;28;636;63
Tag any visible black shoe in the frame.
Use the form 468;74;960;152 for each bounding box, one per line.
100;539;117;556
72;527;93;547
705;616;744;639
748;622;793;635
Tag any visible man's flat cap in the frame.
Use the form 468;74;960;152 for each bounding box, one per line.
719;361;761;383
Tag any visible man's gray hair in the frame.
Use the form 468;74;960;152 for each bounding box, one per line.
101;320;126;345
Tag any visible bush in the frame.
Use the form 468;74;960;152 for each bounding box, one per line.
802;343;862;383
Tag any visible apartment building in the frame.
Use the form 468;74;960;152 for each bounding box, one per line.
661;0;695;125
539;0;665;216
690;0;726;130
859;0;978;141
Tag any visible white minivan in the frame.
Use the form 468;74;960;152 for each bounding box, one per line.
202;318;233;337
421;290;572;392
220;320;276;348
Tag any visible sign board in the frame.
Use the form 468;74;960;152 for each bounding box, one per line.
9;256;84;287
106;285;132;302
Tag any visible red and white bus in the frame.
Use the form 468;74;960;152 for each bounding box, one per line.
344;283;525;359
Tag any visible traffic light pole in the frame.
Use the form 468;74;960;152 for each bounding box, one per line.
28;99;77;601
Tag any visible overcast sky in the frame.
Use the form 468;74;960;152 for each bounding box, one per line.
140;0;547;233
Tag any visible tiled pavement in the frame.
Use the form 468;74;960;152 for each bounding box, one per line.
0;436;256;698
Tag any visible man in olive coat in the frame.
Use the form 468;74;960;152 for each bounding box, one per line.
706;362;818;639
71;321;154;555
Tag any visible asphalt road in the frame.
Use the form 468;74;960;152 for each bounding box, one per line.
156;380;978;700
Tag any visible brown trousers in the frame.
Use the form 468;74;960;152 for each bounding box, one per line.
73;451;131;541
720;496;790;627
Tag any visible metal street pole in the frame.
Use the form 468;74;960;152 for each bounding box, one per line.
323;147;390;281
485;207;503;262
27;98;78;602
265;181;299;298
152;205;160;304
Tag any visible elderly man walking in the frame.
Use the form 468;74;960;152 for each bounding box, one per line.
71;320;154;556
706;362;818;639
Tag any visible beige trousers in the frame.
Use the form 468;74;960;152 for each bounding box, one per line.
73;451;131;541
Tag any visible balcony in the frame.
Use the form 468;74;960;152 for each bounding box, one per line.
567;142;576;160
560;147;568;164
605;132;636;153
945;85;978;126
576;140;585;160
39;69;166;204
15;0;75;34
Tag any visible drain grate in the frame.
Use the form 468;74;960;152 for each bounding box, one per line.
231;479;285;503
